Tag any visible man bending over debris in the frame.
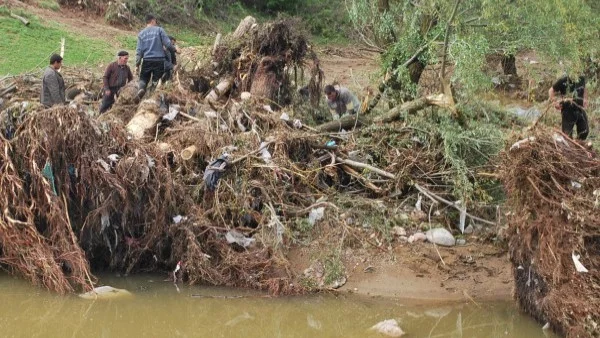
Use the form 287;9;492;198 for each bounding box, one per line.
135;14;175;99
324;84;361;120
548;75;589;140
99;51;133;113
40;54;65;107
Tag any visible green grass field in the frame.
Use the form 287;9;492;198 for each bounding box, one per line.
0;7;128;75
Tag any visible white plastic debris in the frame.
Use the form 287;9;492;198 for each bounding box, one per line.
225;230;256;248
279;112;290;121
308;207;325;226
293;119;303;129
240;92;252;101
162;104;180;121
146;155;155;168
172;215;187;224
415;194;423;212
571;181;582;189
204;111;218;119
553;133;568;146
96;159;111;172
572;252;589;273
107;154;120;163
542;322;550;330
370;319;405;337
510;136;536;151
100;211;110;232
78;286;133;300
263;105;274;113
259;141;272;164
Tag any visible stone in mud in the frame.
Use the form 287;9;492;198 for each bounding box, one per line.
425;228;456;247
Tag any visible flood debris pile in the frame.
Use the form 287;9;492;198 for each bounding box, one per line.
501;129;600;337
188;16;321;108
0;17;512;296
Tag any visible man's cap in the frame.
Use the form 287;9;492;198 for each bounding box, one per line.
117;50;129;57
50;53;63;64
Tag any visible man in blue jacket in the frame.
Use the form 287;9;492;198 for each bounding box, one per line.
135;14;175;99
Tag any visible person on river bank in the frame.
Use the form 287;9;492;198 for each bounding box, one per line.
548;75;589;140
324;84;361;120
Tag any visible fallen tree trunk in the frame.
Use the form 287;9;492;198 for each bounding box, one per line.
374;94;454;123
317;115;363;132
316;94;454;132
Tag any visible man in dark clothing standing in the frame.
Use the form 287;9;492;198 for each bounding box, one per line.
549;75;589;140
162;36;178;82
135;14;175;98
99;51;133;113
41;54;65;107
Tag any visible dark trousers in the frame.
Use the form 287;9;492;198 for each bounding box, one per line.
99;86;120;113
562;107;589;140
139;60;165;91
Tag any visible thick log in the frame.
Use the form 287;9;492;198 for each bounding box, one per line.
374;94;454;123
204;77;233;104
232;16;256;39
317;115;364;132
126;98;161;139
10;12;30;26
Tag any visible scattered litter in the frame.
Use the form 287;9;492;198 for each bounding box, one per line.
571;252;588;273
570;181;582;189
542;322;550;330
370;319;405;337
308;207;325;226
259;141;272;164
172;215;187;224
162;104;180;121
78;286;133;300
107;154;120;162
510;136;536;151
415;194;422;212
293;119;303;129
279;112;290;121
225;230;256;248
262;105;273;113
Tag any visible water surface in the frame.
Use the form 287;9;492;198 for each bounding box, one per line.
0;273;556;338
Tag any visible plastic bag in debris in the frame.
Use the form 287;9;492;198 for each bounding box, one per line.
162;104;180;121
308;207;325;226
259;142;272;164
204;155;229;192
225;230;256;248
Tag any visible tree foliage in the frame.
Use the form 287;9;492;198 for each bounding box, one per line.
347;0;600;96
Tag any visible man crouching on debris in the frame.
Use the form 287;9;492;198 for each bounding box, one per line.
99;51;133;113
135;14;175;99
324;84;361;120
548;75;589;140
41;54;65;107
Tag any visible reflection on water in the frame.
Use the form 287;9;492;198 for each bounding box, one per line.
0;273;556;338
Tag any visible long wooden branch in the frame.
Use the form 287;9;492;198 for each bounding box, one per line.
316;115;363;132
413;183;496;226
440;0;462;83
10;12;30;26
374;94;454;123
337;158;395;179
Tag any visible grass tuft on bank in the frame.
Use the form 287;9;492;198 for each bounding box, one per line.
0;7;121;75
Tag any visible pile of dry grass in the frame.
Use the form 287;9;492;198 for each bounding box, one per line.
500;128;600;337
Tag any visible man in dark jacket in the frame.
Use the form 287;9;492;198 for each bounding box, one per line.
548;75;589;140
135;14;175;98
41;54;65;107
99;50;134;113
162;36;178;82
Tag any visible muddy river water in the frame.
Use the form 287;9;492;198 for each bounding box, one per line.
0;273;556;338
